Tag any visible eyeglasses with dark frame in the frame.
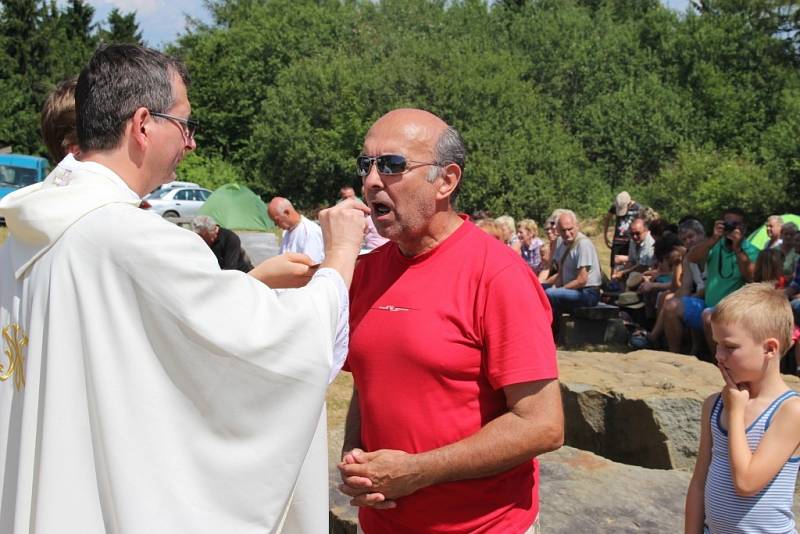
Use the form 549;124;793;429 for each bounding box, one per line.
356;154;443;177
151;111;199;140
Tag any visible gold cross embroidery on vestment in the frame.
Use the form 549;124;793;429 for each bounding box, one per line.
1;324;28;391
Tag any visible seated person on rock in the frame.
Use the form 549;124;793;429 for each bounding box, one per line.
543;210;602;321
538;209;566;283
637;232;686;319
687;208;758;359
611;217;654;284
633;218;706;352
192;215;254;273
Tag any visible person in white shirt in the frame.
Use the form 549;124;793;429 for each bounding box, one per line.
269;196;325;264
0;43;367;534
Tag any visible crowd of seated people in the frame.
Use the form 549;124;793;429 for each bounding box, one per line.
473;202;800;374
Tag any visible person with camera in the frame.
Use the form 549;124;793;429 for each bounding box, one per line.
685;208;759;357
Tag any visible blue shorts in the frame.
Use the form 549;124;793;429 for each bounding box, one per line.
681;296;706;331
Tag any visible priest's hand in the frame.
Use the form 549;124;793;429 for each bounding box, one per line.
248;252;316;288
338;448;426;502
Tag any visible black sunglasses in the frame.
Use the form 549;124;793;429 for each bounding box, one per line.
356;154;441;177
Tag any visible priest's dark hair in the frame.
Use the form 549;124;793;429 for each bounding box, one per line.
75;43;190;151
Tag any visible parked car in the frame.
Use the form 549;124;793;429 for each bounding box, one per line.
0;154;50;200
140;184;212;218
0;153;50;224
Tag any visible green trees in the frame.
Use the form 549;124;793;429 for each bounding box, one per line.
2;0;797;224
172;0;799;223
0;0;142;158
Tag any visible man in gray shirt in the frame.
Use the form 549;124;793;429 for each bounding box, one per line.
611;217;654;283
543;210;602;321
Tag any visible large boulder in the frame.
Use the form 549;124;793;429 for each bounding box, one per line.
327;444;694;533
539;446;689;532
559;349;800;469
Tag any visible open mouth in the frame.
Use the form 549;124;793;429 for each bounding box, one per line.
371;202;392;216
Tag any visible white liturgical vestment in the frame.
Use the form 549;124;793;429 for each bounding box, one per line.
0;155;347;534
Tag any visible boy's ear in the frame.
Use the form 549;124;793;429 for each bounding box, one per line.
763;337;781;360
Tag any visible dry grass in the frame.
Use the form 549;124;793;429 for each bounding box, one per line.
327;371;353;430
582;217;612;277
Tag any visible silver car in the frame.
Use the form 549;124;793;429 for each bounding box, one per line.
141;185;212;218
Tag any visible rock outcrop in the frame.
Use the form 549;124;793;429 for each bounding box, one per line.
327;349;800;532
539;446;690;532
559;349;800;469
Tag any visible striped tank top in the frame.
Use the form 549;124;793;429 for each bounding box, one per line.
704;390;800;534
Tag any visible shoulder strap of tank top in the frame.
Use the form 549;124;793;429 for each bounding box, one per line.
764;390;800;431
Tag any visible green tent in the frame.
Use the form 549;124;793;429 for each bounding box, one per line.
198;183;275;231
746;213;800;249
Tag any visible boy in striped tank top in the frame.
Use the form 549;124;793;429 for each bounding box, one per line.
686;283;800;534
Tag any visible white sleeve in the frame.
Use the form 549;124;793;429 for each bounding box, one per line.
311;267;349;383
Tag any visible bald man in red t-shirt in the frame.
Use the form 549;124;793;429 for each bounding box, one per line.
338;109;563;534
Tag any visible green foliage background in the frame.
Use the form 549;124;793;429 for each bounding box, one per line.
2;0;799;227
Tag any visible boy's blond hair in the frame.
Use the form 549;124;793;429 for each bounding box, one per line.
41;77;78;164
710;283;794;355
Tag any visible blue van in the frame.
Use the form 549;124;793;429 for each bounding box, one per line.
0;154;50;201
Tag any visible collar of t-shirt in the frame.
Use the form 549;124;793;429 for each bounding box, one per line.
390;213;471;266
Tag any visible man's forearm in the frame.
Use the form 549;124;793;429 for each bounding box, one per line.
686;236;718;263
413;381;563;487
562;278;586;289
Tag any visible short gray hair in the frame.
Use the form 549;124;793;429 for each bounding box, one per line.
426;125;467;201
768;215;784;225
192;215;217;232
557;209;578;227
678;218;705;237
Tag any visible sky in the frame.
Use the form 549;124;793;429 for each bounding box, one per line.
78;0;693;49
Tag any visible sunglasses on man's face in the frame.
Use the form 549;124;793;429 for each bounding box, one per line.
356;154;441;177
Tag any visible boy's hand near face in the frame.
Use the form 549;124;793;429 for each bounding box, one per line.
718;364;750;419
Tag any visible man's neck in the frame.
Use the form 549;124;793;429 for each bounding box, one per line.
397;210;464;257
287;215;302;231
80;150;151;197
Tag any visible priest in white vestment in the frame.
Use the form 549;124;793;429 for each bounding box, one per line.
0;44;367;534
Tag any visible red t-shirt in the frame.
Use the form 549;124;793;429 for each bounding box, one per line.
345;218;558;533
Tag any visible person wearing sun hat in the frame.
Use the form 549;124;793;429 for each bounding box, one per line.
603;191;642;272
